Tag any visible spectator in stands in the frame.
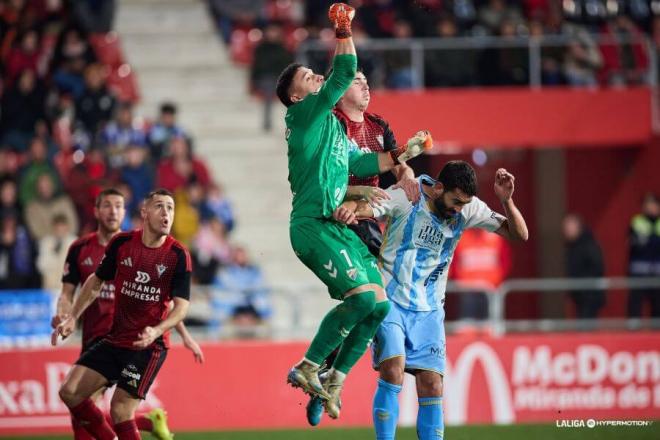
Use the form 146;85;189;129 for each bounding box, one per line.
426;15;476;87
24;172;78;241
562;214;605;327
478;20;528;85
74;63;116;142
250;22;294;131
156;135;211;191
71;0;116;33
562;24;603;87
0;178;21;221
36;213;75;291
0;213;40;289
172;182;203;247
100;102;146;168
451;228;511;320
51;27;96;72
383;19;414;89
3;29;43;87
478;0;524;35
147;102;186;160
18;137;59;206
53;55;88;98
213;245;271;332
208;0;266;43
0;70;47;151
192;217;232;285
600;15;648;86
119;145;153;215
627;192;660;321
202;182;235;234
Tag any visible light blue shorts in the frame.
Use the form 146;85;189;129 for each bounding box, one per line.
371;301;446;375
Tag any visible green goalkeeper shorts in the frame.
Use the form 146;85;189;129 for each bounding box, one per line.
290;218;383;300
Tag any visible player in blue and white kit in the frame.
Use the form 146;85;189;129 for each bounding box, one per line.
333;161;528;439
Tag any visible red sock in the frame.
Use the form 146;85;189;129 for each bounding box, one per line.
114;419;141;440
71;416;94;440
69;399;116;440
135;414;153;432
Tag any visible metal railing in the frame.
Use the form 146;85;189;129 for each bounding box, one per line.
297;33;656;89
185;276;660;340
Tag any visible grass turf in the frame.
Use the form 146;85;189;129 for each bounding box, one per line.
5;423;659;440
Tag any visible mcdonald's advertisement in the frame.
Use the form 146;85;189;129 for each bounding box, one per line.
0;333;659;435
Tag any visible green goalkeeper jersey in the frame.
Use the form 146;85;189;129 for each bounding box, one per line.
285;54;380;222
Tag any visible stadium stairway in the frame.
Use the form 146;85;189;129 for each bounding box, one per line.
116;0;333;336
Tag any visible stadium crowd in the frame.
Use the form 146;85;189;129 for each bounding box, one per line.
210;0;654;90
0;0;271;330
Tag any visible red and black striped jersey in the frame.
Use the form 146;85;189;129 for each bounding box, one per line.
62;232;115;347
95;230;192;350
333;108;398;187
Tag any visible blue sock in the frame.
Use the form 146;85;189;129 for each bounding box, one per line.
373;378;401;440
417;397;444;440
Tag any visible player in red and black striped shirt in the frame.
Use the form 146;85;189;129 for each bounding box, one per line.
52;188;203;440
54;189;193;440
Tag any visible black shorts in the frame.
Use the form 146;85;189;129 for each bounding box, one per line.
76;339;167;399
81;337;104;355
348;218;383;258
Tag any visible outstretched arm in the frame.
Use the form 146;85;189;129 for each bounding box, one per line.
493;168;529;241
175;321;205;364
52;274;104;345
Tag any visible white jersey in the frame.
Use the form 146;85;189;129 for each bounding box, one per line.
373;175;506;311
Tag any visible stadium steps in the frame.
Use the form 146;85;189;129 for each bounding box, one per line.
116;0;323;336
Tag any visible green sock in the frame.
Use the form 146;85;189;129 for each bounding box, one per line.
305;291;377;365
333;300;391;374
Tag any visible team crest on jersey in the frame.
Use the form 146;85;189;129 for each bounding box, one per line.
156;264;166;278
346;268;358;281
376;135;383;147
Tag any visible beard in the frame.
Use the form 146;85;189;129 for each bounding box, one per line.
433;197;456;219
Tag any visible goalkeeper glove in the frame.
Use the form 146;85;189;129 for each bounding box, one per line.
328;3;355;39
395;130;433;163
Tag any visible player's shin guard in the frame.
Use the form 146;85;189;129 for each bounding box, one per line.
71;416;94;440
305;291;377;365
69;399;116;440
332;300;390;374
417;397;444;440
373;378;401;440
114;419;140;440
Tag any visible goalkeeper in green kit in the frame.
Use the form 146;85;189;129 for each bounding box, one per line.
275;3;432;419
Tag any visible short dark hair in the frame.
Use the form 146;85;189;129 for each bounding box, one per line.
160;101;177;115
276;63;303;107
144;188;174;203
436;160;478;196
95;188;125;207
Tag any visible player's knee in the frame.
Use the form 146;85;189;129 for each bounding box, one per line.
58;382;78;407
346;290;377;318
379;362;404;385
417;374;443;397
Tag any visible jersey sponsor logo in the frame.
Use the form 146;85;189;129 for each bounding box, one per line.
135;271;151;284
121;280;161;301
416;223;444;249
82;257;94;266
99;283;116;299
121;257;133;267
156;264;166;278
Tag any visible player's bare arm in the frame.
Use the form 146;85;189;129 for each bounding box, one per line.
52;274;104;344
333;200;375;225
391;163;419;202
493;168;529;242
51;282;76;328
344;185;391;206
134;297;190;349
175;321;205;364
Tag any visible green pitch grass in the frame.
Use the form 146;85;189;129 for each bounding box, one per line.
6;423;659;440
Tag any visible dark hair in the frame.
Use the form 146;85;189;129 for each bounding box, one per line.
144;188;174;203
52;213;69;225
160;101;177;115
436;160;478;196
276;63;303;107
95;188;125;207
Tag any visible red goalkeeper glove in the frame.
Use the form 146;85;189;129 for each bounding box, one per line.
328;3;355;39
